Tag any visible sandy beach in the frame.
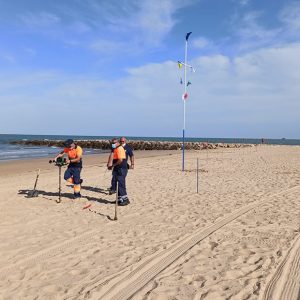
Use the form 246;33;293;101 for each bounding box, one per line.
0;145;299;300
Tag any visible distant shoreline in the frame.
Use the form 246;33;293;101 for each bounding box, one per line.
1;134;299;162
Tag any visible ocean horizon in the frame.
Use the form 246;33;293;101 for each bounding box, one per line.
0;133;299;162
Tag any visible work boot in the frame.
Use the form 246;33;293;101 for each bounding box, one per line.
74;192;82;199
109;189;116;195
118;196;130;206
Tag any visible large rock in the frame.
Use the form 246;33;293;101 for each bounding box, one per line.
10;139;254;151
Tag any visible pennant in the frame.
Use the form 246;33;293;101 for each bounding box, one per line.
187;81;191;86
177;61;196;72
185;32;192;41
182;92;188;101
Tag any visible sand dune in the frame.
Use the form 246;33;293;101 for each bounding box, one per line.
0;146;299;299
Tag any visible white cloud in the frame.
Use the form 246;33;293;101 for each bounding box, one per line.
89;39;124;54
70;21;92;34
131;0;181;45
279;1;300;32
238;0;251;6
1;1;300;137
192;37;210;49
86;0;195;47
238;11;279;39
0;53;16;63
15;0;195;50
230;2;300;54
19;12;60;27
231;10;281;53
1;42;299;137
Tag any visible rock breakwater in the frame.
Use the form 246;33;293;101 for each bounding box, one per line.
11;140;255;151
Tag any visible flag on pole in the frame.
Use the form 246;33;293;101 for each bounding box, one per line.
182;92;188;101
185;32;192;41
178;61;195;72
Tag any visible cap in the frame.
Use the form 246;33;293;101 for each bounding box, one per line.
64;139;74;147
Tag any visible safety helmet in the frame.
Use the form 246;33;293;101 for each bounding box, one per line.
64;139;74;147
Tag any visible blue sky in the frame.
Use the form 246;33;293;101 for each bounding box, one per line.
0;0;299;138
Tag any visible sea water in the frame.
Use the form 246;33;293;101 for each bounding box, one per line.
0;134;299;161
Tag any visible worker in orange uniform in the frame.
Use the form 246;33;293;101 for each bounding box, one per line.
107;138;130;206
54;139;83;199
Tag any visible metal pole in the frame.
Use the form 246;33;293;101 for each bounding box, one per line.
182;128;185;171
196;158;199;193
182;38;188;171
206;139;208;159
180;32;192;171
57;166;61;203
114;181;118;221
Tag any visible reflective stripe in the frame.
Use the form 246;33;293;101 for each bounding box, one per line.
74;185;81;193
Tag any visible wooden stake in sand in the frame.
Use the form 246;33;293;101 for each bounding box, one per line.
114;182;118;221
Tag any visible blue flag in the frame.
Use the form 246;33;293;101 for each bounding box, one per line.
185;32;192;41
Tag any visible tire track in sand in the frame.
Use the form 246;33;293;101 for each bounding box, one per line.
0;229;97;281
88;185;300;300
0;221;191;284
260;234;300;300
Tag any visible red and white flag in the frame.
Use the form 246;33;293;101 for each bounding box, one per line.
182;92;188;101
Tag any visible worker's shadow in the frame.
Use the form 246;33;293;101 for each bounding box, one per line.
18;189;115;205
18;189;116;221
67;185;114;204
18;189;74;200
88;208;118;221
80;185;109;195
84;195;115;205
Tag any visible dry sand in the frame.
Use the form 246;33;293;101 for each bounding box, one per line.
0;145;299;300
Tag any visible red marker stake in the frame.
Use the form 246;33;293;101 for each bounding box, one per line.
83;203;92;210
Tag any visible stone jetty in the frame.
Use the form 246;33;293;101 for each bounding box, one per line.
10;139;255;151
